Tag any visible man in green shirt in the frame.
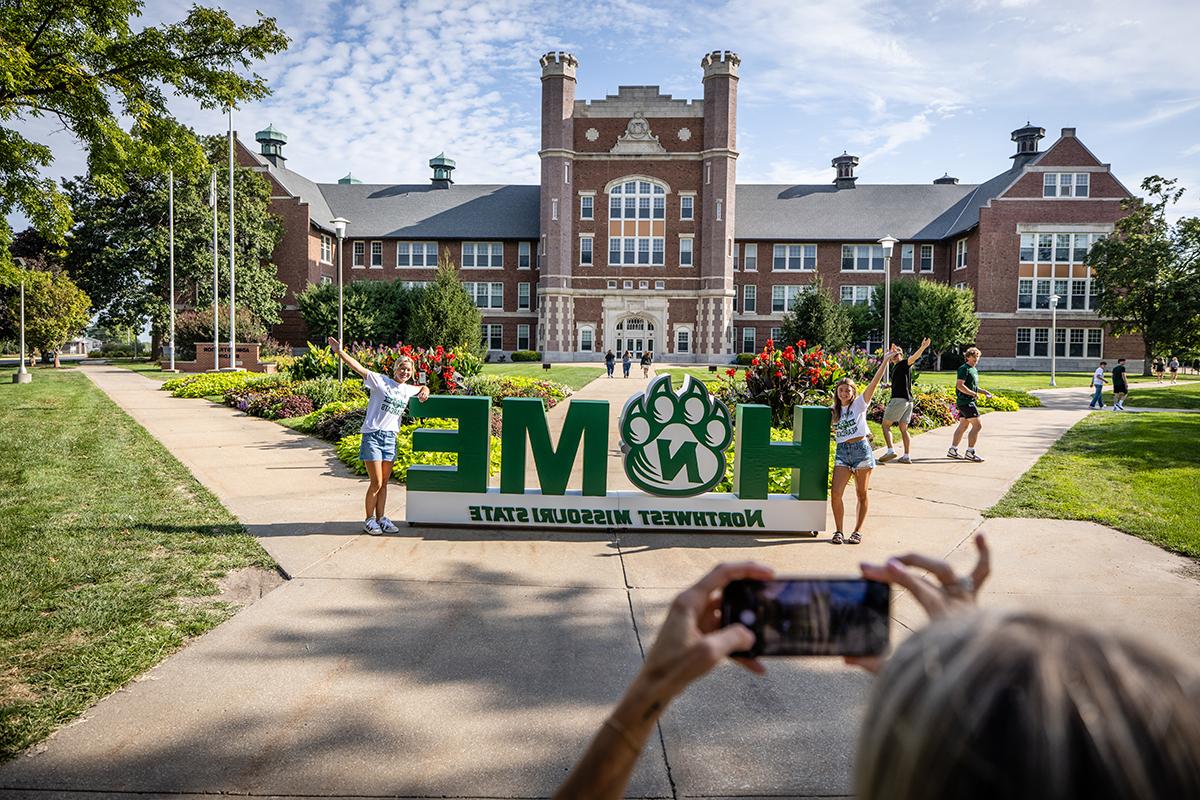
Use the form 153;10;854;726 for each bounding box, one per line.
949;347;993;462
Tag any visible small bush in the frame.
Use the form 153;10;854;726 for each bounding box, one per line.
295;377;340;410
288;342;338;380
164;371;261;398
335;418;502;482
274;394;315;419
993;389;1041;408
734;353;755;365
464;374;573;409
511;350;541;362
978;393;1021;412
314;407;367;441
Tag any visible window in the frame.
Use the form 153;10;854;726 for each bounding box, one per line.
1043;172;1090;198
1055;233;1071;262
743;285;757;313
481;324;503;350
680;195;694;220
565;163;570;184
551;198;558;221
770;327;782;343
464;282;504;309
1016;328;1032;357
955;281;968;291
676;327;691;354
579;327;594;352
1020;234;1035;262
608;179;666;219
1018;278;1033;309
1017;231;1105;311
518;282;530;311
900;244;914;272
655;280;664;290
639;280;649;289
580;236;593;266
517;324;530;351
1055;328;1067;357
580;195;593;220
732;245;739;271
608;279;617;289
396;241;437;268
623;280;633;289
772;284;811;312
680;236;694;267
840;285;872;306
919;244;934;272
370;241;383;268
732;285;739;312
352;241;365;267
955;238;968;269
463;242;503;268
1017;327;1103;358
744;243;758;271
705;162;712;184
519;241;531;269
398;280;429;289
1069;328;1085;357
609;232;665;266
1034;328;1049;357
320;235;332;263
715;199;722;221
773;244;817;271
1087;329;1102;358
320;275;332;285
740;327;755;354
841;244;885;271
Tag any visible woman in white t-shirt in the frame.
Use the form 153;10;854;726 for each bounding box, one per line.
328;337;430;535
829;347;896;545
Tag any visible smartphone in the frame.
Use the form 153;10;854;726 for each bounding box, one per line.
721;578;891;657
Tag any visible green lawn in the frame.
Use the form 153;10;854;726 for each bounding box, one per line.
481;362;603;391
917;370;1198;392
1104;381;1200;410
0;369;274;759
105;358;172;382
658;367;738;387
986;412;1200;558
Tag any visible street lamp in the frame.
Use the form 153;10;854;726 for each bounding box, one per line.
330;217;349;384
1049;293;1060;387
13;277;30;384
878;235;899;355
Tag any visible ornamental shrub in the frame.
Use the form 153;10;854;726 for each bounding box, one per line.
335;418;502;482
314;407;367;441
511;350;541;362
274;394;315;419
992;389;1041;408
288;341;338;380
718;337;849;426
734;353;755;365
463;374;573;409
977;393;1020;412
295;377;340;410
164;371;260;398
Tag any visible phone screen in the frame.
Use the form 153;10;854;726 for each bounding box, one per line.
721;578;891;657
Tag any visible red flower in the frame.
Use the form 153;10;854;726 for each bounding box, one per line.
751;356;760;366
797;339;807;349
775;370;784;378
725;368;736;377
783;350;795;362
766;338;774;350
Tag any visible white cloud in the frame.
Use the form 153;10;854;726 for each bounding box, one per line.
1113;98;1200;131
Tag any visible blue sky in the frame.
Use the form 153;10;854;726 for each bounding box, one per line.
12;0;1200;230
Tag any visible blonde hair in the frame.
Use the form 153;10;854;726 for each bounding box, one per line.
855;610;1200;800
965;347;982;359
393;355;416;373
831;377;858;422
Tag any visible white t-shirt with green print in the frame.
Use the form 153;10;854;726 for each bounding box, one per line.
360;371;420;434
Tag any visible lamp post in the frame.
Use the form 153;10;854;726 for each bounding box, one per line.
330;217;349;384
13;279;30;384
1049;293;1060;387
878;235;899;355
227;107;237;370
210;170;219;370
168;167;176;371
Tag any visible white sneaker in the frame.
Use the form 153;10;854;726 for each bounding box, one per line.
378;516;400;534
964;449;985;462
879;450;898;463
947;447;961;459
897;454;912;464
363;518;382;535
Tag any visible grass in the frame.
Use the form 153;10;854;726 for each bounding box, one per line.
1104;381;1200;410
917;370;1199;392
657;367;740;387
987;412;1200;559
0;368;274;759
106;358;172;382
481;362;603;391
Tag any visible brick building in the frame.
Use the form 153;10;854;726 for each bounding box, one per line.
237;51;1143;370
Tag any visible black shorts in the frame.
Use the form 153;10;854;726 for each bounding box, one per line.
956;402;980;419
1114;383;1128;394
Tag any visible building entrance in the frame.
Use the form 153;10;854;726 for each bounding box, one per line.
615;317;655;357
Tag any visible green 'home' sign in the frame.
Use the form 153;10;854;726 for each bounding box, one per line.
405;375;830;533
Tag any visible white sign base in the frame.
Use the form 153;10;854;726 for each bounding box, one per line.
405;488;825;533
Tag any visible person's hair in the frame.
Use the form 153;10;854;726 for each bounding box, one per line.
855;610;1200;800
1100;361;1108;366
1118;358;1126;363
393;355;415;372
965;347;982;359
831;377;858;421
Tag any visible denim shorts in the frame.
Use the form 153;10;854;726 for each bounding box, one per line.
359;429;397;462
834;439;876;470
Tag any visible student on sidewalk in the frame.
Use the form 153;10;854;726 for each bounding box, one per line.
604;349;616;378
1154;356;1165;381
328;336;430;535
640;349;653;378
1089;361;1107;409
879;337;931;464
1112;358;1129;410
1170;356;1180;383
622;350;632;378
829;346;896;545
948;347;993;462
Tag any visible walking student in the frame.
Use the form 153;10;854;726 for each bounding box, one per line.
829;346;896;545
879;337;930;464
622;350;632;378
640;349;653;378
327;336;430;535
948;347;993;462
1112;357;1129;410
1169;355;1180;383
605;349;616;378
1154;356;1165;381
1089;361;1107;409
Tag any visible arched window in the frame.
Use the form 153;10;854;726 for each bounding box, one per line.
608;178;667;266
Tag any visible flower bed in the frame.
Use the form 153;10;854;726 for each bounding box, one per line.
335;418;502;482
162;371;261;398
464;375;573;410
717;338;847;426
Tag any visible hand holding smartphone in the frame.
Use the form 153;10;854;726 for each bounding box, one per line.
721;578;891;657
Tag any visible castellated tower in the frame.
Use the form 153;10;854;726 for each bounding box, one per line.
698;50;739;357
538;51;578;356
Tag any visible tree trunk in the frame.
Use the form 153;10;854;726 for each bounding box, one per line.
935;350;944;371
53;351;60;368
1144;339;1154;376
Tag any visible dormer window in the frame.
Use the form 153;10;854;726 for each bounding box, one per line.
1043;172;1090;198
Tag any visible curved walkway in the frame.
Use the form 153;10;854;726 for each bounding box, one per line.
3;365;1198;799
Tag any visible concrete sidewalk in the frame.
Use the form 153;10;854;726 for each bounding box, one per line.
3;364;1199;799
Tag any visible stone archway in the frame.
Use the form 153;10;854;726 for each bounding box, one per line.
613;315;658;358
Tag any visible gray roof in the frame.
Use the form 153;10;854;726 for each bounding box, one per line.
317;184;541;239
916;164;1023;239
251;152;338;234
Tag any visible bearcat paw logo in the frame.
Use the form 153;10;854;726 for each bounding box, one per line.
620;374;733;497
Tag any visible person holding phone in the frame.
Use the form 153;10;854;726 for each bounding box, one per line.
829;346;896;545
327;336;429;535
948;347;992;462
556;535;1200;800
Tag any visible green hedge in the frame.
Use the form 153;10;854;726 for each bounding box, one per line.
511;350;541;362
335;418;502;482
162;371;261;398
734;353;755;365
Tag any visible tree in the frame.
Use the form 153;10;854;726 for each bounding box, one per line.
297;280;421;345
780;277;852;351
409;253;484;353
0;262;91;366
872;278;980;368
0;0;288;248
64;135;286;342
1089;176;1200;374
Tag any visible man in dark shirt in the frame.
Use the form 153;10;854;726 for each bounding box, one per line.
1112;358;1129;411
880;337;931;464
949;347;994;462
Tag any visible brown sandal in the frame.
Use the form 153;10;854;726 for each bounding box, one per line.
848;532;862;545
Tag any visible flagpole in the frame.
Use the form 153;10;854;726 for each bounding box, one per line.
168;167;176;371
211;170;219;370
227;107;236;369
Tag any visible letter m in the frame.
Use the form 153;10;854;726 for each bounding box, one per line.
500;398;609;496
